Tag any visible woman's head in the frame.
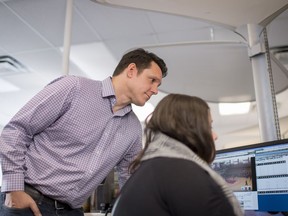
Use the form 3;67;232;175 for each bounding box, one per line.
130;94;217;172
145;94;216;163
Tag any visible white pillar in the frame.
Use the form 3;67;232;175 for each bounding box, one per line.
62;0;74;75
247;24;278;141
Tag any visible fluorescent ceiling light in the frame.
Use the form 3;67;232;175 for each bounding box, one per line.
0;78;20;92
132;102;155;122
219;102;251;116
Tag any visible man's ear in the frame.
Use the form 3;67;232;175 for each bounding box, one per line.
127;63;137;78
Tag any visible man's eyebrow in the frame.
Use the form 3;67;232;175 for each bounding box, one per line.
153;77;162;87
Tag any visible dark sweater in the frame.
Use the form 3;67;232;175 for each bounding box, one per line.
112;157;236;216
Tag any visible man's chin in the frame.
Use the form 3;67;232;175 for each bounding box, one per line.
137;102;145;107
133;97;149;106
134;101;146;107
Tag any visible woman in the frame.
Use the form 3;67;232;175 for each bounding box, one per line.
112;94;243;216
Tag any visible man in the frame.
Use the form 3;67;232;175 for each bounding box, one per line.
0;48;168;216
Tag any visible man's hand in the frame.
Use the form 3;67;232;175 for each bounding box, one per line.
5;191;42;216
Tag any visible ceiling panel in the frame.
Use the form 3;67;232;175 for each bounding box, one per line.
5;0;66;47
267;10;288;48
146;11;212;32
0;2;51;53
93;0;288;28
10;49;83;77
75;1;155;40
104;35;159;60
148;43;255;102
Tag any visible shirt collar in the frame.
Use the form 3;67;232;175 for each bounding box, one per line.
101;77;133;116
102;77;115;98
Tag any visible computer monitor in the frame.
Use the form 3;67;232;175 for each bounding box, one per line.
211;138;288;212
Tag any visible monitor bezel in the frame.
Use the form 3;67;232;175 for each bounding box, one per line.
216;138;288;154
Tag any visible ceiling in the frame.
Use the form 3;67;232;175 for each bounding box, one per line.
0;0;288;149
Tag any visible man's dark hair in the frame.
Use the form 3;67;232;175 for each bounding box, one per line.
112;48;167;77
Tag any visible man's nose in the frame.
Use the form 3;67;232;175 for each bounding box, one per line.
151;84;159;95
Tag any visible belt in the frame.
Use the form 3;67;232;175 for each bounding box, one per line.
24;184;71;210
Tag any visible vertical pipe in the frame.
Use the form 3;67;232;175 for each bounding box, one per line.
62;0;74;75
247;24;278;141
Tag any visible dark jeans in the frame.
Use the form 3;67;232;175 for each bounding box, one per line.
0;192;84;216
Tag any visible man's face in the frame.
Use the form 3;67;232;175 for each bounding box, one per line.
130;61;163;106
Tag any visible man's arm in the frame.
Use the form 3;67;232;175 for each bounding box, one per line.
0;76;77;192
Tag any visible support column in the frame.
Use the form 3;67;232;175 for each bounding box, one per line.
62;0;74;75
247;24;278;141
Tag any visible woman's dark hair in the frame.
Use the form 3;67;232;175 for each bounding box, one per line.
112;48;167;77
129;94;216;173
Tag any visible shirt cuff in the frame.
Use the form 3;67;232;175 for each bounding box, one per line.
1;173;25;192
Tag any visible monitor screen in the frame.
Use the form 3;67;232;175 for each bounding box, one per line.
211;138;288;212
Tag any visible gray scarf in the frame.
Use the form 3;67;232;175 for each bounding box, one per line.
141;132;244;216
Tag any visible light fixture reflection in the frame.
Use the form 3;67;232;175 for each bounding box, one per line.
219;102;251;116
